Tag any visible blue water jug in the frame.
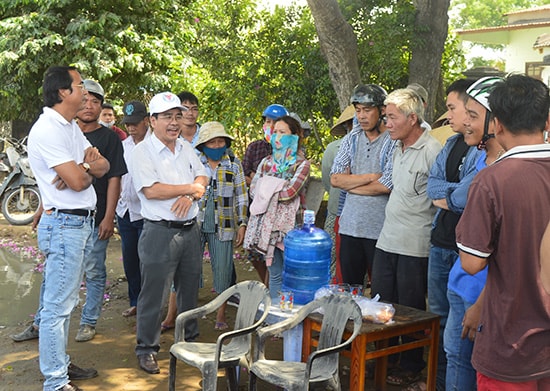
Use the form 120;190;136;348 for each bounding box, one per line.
282;209;331;305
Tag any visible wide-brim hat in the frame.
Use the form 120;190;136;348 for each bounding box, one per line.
330;105;355;136
122;101;148;124
431;111;449;129
196;121;234;148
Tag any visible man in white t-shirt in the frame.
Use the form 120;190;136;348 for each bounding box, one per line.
27;66;110;391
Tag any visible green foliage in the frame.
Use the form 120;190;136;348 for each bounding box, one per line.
0;0;193;121
351;0;416;91
450;0;550;29
0;0;466;170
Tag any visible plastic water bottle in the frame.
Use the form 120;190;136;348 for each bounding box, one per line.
282;209;331;305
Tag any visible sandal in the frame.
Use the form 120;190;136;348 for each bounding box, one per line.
160;323;174;334
402;380;427;391
386;369;421;386
122;306;137;317
214;322;229;330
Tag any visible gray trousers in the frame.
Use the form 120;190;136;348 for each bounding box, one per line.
135;220;202;356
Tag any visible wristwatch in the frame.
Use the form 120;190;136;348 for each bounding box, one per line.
81;162;91;172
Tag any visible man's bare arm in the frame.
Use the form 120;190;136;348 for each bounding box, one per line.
348;180;390;196
460;250;488;275
330;172;381;191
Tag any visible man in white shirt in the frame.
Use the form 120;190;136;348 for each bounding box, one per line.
128;92;208;374
27;66;109;391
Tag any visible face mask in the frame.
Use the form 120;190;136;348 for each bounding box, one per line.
263;124;273;142
270;134;299;174
99;120;115;128
202;146;227;161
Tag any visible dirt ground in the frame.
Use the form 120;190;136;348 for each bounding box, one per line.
0;217;404;391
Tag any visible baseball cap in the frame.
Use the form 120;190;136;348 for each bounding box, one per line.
83;79;104;99
407;83;428;104
289;113;311;132
122;101;148;124
149;92;186;115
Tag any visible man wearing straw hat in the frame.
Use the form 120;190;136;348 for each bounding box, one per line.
321;104;354;282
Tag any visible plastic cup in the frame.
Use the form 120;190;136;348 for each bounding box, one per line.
279;291;294;312
350;284;363;298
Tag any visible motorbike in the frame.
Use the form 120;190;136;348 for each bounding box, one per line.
0;136;41;225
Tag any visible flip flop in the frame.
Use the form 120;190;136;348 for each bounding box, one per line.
161;323;174;334
122;306;137;317
214;322;229;330
386;369;421;386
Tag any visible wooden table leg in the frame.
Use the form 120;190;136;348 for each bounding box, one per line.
374;339;389;391
425;318;440;391
301;318;313;362
349;335;367;391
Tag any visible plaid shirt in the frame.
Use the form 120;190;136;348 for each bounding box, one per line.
242;139;272;177
251;155;310;219
198;152;248;241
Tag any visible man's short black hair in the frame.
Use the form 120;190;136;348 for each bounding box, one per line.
488;74;550;135
177;91;199;105
102;102;115;111
43;66;77;107
446;79;475;103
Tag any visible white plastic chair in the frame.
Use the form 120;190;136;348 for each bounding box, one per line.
169;280;271;391
248;294;363;391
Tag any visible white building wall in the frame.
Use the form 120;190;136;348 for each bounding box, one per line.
505;27;550;73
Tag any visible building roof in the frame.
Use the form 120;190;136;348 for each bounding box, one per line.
455;5;550;45
534;33;550;49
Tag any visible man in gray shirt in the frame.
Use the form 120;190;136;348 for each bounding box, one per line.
371;88;442;387
330;84;396;287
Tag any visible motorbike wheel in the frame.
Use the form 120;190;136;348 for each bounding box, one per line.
1;185;41;225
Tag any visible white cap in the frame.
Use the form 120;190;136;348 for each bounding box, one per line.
149;92;186;115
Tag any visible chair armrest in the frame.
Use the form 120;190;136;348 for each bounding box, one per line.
253;301;319;360
304;308;363;377
174;293;231;342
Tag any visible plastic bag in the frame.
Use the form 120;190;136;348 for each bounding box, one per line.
314;287;395;324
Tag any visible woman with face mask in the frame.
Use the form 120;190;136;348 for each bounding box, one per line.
195;121;248;330
244;115;311;299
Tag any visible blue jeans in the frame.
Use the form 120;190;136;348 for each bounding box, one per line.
428;245;458;391
80;226;109;327
268;247;284;299
37;211;94;391
444;290;476;391
117;212;143;307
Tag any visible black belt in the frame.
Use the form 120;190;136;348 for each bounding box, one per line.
145;218;196;229
52;208;95;217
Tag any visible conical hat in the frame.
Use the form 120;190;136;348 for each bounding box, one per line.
330;105;355;136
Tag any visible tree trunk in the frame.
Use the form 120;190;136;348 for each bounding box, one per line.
409;0;451;123
306;0;361;111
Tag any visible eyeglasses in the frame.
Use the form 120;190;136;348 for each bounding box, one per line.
73;83;86;91
157;113;184;122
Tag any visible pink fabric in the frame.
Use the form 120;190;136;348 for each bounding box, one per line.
249;176;286;215
244;183;300;266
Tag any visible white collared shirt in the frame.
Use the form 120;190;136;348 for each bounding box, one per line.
129;133;208;221
116;133;150;221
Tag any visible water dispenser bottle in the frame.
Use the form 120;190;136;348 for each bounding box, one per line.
282;209;331;305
